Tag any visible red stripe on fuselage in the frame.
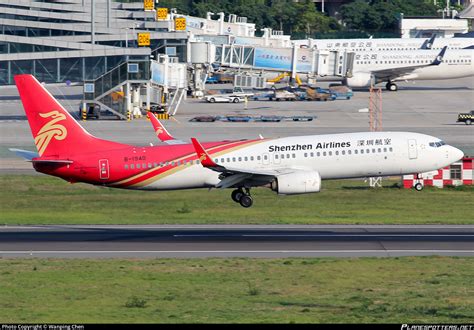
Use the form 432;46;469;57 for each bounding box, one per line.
109;139;264;188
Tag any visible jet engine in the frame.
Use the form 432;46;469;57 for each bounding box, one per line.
271;171;321;195
345;72;374;88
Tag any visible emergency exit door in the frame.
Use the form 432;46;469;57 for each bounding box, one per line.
99;159;110;180
408;139;418;159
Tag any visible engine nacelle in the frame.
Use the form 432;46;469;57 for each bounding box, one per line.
345;72;374;88
271;171;321;195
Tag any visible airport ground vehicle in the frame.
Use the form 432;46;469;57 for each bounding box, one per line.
11;75;464;208
270;89;297;101
327;85;354;100
306;88;336;101
205;76;219;84
457;111;474;125
204;94;245;103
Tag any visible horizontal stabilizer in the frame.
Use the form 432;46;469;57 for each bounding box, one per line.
32;159;73;165
9;148;39;160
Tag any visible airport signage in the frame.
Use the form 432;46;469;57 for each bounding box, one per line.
157;7;168;20
143;0;154;11
175;17;186;31
137;32;151;47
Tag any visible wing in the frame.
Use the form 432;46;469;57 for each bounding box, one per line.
372;46;447;82
190;138;296;189
147;112;186;145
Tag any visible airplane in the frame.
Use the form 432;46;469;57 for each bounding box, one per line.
11;74;464;208
345;46;474;91
293;36;474;51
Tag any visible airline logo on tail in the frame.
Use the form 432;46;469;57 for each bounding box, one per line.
34;110;67;156
199;153;207;162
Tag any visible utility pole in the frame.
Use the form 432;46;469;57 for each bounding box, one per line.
91;0;95;44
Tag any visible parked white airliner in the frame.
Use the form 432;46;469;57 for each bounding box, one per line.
345;47;474;90
294;36;473;51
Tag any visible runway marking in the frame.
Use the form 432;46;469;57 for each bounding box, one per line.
1;250;473;254
173;234;474;238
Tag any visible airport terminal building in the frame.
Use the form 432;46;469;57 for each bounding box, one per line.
0;0;189;85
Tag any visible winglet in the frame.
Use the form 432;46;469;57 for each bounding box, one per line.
190;138;218;168
421;35;436;49
147;112;175;142
431;46;447;65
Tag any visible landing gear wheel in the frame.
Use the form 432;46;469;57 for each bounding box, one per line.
231;189;244;203
414;183;424;191
239;195;253;208
386;82;398;91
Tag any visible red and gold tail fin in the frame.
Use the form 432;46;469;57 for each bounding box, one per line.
14;74;95;157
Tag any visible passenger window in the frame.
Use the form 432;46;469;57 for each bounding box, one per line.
238;157;242;162
360;150;364;154
378;148;381;153
148;163;152;168
153;163;158;167
383;148;387;152
317;152;320;157
250;156;254;161
232;157;236;162
335;151;339;156
372;149;375;153
143;163;146;168
221;158;225;163
310;152;314;157
292;154;296;158
342;150;345;155
323;152;327;156
389;147;393;152
227;158;230;162
264;155;268;160
125;164;129;170
130;164;135;169
257;156;261;161
366;149;370;153
304;153;307;157
196;160;200;164
348;150;351;155
275;154;279;159
328;151;332;156
137;164;141;169
244;157;248;161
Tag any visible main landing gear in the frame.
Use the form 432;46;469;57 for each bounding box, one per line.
385;81;398;91
231;188;253;208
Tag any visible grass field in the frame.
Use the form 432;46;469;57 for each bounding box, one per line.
0;175;472;224
0;257;472;323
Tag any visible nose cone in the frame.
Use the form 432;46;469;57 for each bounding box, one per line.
451;146;464;163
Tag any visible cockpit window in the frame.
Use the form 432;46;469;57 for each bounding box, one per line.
429;141;446;148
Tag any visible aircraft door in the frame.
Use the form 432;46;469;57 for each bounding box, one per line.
99;159;110;180
408;139;418;159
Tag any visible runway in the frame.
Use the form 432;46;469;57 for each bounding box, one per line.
0;225;473;258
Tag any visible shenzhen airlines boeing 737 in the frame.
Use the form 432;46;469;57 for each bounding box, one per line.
11;75;464;207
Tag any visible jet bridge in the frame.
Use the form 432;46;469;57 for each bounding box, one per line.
214;44;355;79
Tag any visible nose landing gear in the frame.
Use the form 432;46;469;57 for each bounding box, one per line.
231;188;253;208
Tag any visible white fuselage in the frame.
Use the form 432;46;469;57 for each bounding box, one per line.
294;37;474;51
347;48;474;87
135;132;463;191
